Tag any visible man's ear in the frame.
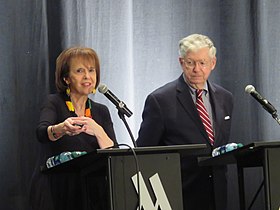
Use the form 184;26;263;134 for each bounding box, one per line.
210;57;217;70
179;57;184;65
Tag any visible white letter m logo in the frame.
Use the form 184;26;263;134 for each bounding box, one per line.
131;172;172;210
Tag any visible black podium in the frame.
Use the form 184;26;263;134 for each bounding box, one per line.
199;141;280;210
42;144;208;210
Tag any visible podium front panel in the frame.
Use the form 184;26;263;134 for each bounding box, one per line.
265;148;280;210
108;153;183;210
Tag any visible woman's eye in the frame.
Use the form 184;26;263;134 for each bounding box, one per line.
76;68;84;73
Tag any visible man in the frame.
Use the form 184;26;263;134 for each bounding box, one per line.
137;34;233;210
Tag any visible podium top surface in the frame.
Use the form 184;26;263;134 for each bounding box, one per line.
245;141;280;148
97;144;208;156
199;141;280;167
42;144;208;174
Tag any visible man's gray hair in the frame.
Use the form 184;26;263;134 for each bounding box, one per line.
179;34;216;58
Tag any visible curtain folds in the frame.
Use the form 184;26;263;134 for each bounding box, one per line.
1;0;280;209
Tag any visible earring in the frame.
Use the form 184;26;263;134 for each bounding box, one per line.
66;86;70;96
92;88;96;94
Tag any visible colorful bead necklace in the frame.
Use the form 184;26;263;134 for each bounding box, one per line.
65;98;92;118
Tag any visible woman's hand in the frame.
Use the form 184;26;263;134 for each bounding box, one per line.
62;117;86;136
48;117;85;141
70;116;114;148
69;116;100;136
49;117;114;148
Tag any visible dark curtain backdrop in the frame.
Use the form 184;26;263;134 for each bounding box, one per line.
1;0;280;209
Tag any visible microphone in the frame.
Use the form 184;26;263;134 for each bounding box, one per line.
98;84;133;117
245;85;277;116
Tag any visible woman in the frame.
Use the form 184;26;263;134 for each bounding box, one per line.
30;47;117;210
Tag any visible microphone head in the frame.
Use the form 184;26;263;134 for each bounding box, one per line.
245;85;255;94
98;83;108;94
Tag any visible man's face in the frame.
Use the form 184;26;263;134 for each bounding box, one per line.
179;47;216;89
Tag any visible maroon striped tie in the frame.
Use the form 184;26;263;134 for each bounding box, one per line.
196;89;215;145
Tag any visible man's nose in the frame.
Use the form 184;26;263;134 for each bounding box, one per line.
193;62;201;71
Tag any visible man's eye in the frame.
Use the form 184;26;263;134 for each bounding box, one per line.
187;61;193;65
200;61;208;66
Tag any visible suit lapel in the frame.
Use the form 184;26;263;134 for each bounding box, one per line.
176;75;210;144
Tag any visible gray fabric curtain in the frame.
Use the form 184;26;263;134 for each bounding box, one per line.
0;0;49;209
1;0;280;209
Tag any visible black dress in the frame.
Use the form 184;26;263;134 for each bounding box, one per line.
30;93;117;210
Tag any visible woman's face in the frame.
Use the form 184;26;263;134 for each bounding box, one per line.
65;57;97;96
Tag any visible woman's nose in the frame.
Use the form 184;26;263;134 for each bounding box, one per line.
84;70;90;78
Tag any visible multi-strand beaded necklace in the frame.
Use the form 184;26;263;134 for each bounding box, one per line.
65;97;92;118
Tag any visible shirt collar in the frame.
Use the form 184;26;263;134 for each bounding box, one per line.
182;74;209;95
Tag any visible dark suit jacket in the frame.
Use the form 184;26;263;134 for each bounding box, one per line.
137;74;233;210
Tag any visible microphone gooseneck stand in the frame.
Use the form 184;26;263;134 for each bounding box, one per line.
116;108;140;209
117;109;137;147
248;110;279;210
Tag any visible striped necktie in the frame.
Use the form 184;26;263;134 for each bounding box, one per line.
196;89;215;145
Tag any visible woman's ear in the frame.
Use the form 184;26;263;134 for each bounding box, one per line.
63;77;69;85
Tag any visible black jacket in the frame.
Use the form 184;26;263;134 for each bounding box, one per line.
137;74;233;210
